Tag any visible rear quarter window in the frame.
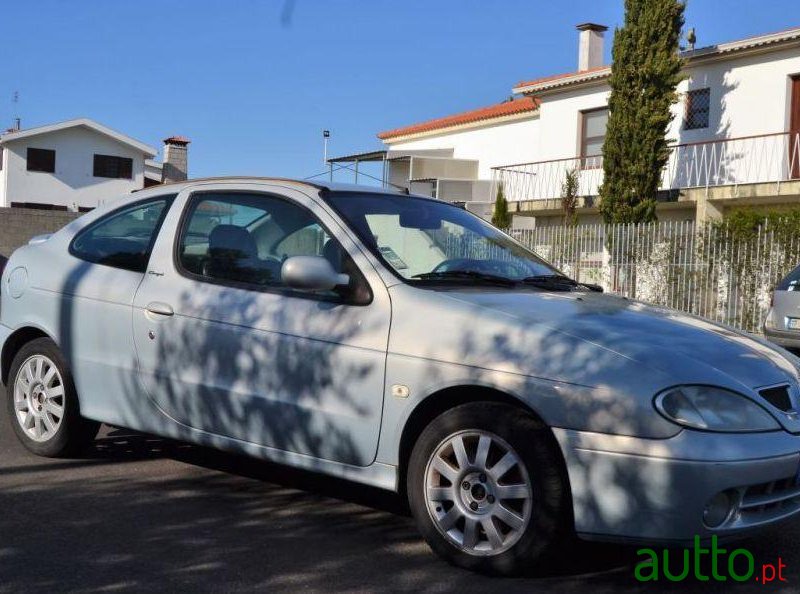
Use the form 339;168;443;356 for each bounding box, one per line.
70;195;175;273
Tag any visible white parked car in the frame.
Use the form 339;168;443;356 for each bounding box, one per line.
3;178;800;575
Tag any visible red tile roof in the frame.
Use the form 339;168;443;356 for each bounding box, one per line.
513;26;800;92
377;97;539;140
514;65;611;92
378;26;800;142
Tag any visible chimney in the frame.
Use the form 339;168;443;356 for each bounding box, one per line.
576;23;608;71
162;136;190;183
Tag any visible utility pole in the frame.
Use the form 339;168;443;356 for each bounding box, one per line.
323;129;330;165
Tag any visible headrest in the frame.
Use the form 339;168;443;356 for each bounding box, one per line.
208;225;258;260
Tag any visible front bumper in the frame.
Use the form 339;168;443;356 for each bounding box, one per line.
764;326;800;351
554;427;800;543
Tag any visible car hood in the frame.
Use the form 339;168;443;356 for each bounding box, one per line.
439;289;799;392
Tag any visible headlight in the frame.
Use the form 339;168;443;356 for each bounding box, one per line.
654;386;779;432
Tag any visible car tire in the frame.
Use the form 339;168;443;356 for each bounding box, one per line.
6;337;100;457
407;402;571;575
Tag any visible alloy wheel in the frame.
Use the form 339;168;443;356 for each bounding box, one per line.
13;355;65;442
424;430;533;556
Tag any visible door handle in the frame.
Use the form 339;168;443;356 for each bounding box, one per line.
146;302;174;317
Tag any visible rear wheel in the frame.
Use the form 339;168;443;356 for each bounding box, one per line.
6;338;99;457
407;402;570;575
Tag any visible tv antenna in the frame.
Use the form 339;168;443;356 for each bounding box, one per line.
12;91;20;130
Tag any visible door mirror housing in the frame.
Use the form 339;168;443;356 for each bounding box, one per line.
281;256;350;292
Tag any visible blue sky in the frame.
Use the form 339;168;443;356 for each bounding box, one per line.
1;0;797;181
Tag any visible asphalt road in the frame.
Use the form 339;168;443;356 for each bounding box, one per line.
1;402;799;593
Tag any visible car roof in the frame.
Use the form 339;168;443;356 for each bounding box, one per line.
133;177;409;197
97;176;436;216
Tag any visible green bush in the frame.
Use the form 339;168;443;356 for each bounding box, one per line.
491;183;512;228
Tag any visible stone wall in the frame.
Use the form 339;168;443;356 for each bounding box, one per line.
0;207;80;259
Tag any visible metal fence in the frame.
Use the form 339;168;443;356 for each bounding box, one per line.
509;220;800;333
494;131;800;202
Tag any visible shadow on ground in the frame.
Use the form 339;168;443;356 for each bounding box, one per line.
1;423;798;593
0;423;633;593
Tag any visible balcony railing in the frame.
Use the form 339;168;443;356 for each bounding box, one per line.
492;131;800;202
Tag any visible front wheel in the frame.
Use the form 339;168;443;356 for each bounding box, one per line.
407;402;571;575
6;337;100;457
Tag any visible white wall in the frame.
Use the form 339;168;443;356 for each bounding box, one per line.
380;44;800;209
671;47;800;143
386;116;540;180
536;86;610;161
1;126;147;209
529;47;800;191
537;46;800;162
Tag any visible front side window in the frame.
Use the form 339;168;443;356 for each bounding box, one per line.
94;154;133;179
27;148;56;173
684;88;710;130
326;192;559;283
70;196;175;272
177;192;365;301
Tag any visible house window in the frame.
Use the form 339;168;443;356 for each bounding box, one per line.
580;108;608;165
684;88;710;130
0;147;3;171
27;148;56;173
94;154;133;179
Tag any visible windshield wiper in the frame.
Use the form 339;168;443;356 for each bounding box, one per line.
521;274;603;292
412;270;517;286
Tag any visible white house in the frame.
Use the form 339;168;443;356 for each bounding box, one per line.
0;118;189;210
335;23;800;225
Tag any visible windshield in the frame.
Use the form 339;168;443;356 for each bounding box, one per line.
325;192;561;283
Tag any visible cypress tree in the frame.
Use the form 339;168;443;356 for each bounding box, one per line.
561;168;579;226
491;183;512;228
599;0;685;223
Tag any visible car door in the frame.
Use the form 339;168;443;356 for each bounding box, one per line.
55;194;176;426
131;182;392;467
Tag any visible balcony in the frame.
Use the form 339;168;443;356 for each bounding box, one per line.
492;131;800;206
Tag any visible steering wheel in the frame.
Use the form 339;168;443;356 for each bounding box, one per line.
433;258;525;277
432;258;476;273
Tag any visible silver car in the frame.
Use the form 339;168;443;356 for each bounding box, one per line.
3;178;800;575
765;264;800;353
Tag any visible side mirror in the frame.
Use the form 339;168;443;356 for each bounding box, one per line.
281;256;350;292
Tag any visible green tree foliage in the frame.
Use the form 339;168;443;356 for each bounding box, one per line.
599;0;686;224
698;207;800;332
561;168;579;226
491;183;512;228
716;207;800;241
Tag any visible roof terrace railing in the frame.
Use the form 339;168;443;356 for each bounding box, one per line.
492;131;800;202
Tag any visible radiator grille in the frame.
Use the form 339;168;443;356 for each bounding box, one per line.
740;477;800;520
